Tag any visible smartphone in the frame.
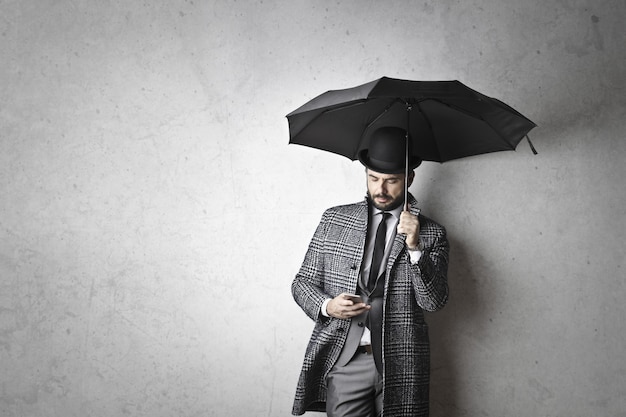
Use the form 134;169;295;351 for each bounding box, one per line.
345;294;363;304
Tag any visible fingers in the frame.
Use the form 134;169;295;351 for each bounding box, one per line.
398;211;420;249
328;293;370;319
399;210;419;225
398;211;419;235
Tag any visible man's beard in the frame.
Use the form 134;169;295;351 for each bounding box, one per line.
367;190;404;211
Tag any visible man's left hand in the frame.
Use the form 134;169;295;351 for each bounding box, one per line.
398;210;420;249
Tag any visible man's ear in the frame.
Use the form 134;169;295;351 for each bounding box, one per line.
407;171;415;187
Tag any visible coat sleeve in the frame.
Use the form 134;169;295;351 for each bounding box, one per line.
410;220;450;312
291;210;331;322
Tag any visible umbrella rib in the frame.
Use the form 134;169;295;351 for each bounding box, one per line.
289;99;368;141
418;98;520;155
356;98;406;155
413;101;443;161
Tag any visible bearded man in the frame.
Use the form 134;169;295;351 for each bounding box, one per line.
291;126;450;417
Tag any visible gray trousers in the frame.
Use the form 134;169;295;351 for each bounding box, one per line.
326;350;383;417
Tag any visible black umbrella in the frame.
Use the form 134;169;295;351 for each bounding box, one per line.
286;76;537;208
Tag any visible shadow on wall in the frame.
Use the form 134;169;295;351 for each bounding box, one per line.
427;234;488;417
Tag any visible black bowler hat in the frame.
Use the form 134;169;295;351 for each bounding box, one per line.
358;127;422;174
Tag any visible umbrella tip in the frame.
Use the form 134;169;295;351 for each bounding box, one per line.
526;135;538;155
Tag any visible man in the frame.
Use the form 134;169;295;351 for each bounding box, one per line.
291;126;450;417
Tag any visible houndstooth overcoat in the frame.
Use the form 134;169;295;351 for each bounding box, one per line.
291;194;449;416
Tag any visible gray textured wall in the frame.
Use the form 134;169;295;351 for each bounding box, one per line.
1;1;625;416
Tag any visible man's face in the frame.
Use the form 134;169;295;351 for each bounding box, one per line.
366;169;414;211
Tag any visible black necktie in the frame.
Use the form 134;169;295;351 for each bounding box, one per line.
368;212;390;292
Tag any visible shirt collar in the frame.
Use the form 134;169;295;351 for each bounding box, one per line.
372;204;403;221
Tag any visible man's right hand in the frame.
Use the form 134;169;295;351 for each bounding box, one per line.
326;293;371;319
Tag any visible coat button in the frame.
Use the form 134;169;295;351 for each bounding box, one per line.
358;322;364;327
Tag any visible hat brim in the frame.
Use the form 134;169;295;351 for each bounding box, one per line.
358;149;422;174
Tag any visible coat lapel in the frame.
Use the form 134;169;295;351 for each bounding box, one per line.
349;200;369;290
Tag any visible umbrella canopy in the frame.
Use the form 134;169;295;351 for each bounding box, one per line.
287;76;537;163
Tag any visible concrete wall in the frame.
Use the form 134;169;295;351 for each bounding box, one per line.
1;1;624;416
